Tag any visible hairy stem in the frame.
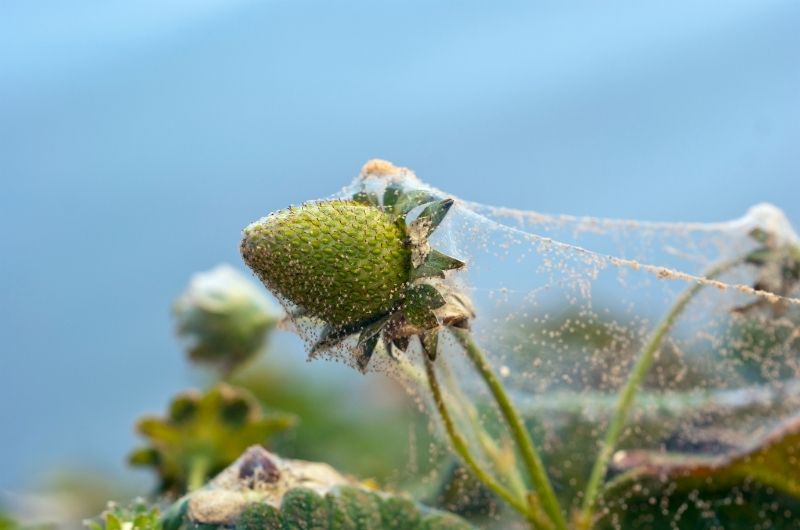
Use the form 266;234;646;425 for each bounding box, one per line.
424;357;544;528
451;328;568;530
440;355;529;500
577;259;741;528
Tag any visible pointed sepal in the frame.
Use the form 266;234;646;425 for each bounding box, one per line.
421;330;439;361
355;315;391;372
392;336;410;352
411;249;466;280
745;248;772;266
404;284;446;329
749;227;771;244
394;190;436;217
409;199;454;240
382;183;404;212
310;324;354;358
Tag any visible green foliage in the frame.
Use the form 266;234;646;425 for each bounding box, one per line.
171;487;473;530
429;462;496;519
237;503;282;530
233;363;438;485
599;484;800;530
280;488;329;530
174;264;280;374
378;496;421;530
84;500;159;530
419;513;474;530
609;414;800;497
0;514;16;530
128;384;296;496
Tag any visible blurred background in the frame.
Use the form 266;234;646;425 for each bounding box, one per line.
1;0;799;523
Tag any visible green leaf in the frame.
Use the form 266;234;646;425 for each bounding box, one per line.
128;447;160;466
335;487;382;529
379;497;421;530
162;447;476;530
280;488;328;530
236;503;282;530
409;199;454;240
610;415;800;498
105;515;121;530
411;250;466;280
310;324;356;357
596;415;800;528
86;502;160;530
421;513;474;530
161;499;189;530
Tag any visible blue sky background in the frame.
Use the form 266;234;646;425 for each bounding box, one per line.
1;0;799;492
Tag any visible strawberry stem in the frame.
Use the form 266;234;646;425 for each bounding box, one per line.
423;356;545;527
450;327;568;530
576;257;742;528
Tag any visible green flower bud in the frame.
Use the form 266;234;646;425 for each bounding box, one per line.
734;205;800;315
174;264;281;374
241;201;411;329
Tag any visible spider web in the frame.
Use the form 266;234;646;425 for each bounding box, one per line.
278;162;800;528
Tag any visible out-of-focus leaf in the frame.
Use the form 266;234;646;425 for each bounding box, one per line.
162;446;474;530
128;384;297;497
428;461;496;519
610;415;800;497
0;514;16;530
595;415;800;529
233;363;438;485
84;500;159;530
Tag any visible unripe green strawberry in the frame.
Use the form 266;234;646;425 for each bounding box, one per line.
241;200;411;329
241;176;471;369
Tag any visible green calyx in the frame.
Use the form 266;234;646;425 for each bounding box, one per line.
735;227;800;315
241;172;472;370
128;384;297;497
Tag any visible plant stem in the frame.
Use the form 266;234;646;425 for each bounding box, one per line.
440;354;529;500
423;357;543;527
577;259;740;528
187;453;210;492
451;328;568;530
